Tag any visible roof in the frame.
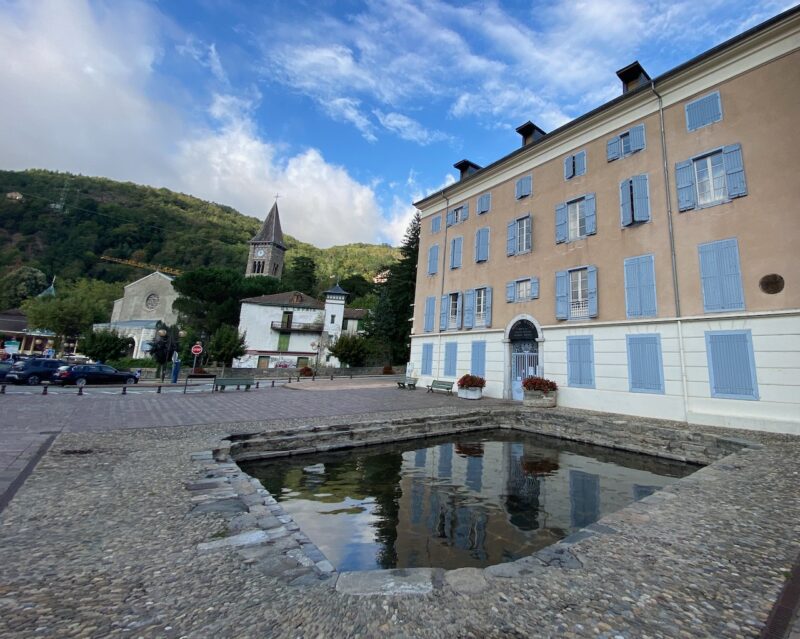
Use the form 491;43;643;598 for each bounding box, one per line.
323;283;349;296
414;4;800;209
123;271;174;289
0;309;27;333
93;320;160;329
242;291;324;309
343;308;368;320
251;202;286;248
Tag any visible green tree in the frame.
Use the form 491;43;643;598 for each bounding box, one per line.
328;334;369;367
282;256;317;295
338;274;374;302
0;266;48;310
81;330;133;363
208;324;246;368
148;322;184;377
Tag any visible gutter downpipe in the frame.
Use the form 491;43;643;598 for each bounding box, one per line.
438;193;450;380
652;80;689;423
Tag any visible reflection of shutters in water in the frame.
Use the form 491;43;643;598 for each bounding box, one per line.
414;449;427;468
410;476;425;524
505;443;542;530
465;455;482;492
438;444;453;479
570;469;600;528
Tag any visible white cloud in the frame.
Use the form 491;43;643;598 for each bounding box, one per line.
374;111;450;146
324;98;377;142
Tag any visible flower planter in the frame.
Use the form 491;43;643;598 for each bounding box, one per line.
457;387;483;400
523;389;557;408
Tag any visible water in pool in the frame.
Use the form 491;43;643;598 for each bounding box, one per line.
241;430;698;571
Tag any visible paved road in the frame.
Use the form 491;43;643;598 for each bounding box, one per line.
0;378;506;511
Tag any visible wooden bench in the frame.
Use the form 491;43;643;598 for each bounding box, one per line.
214;377;254;392
426;380;454;395
396;377;419;389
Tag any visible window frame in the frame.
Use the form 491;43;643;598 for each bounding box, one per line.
474;287;486;326
567;197;587;242
566;335;595;389
447;293;459;329
569;268;589;319
515;279;531;302
705;330;759;400
626;333;665;394
516;215;532;254
693;150;728;208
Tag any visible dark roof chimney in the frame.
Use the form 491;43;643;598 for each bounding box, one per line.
453;159;482;180
616;61;651;94
515;121;546;147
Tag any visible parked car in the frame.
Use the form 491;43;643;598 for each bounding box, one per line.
0;361;12;382
54;364;139;387
5;358;67;385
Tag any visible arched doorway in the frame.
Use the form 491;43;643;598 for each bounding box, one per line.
508;319;541;401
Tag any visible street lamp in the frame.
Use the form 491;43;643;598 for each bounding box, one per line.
158;327;187;382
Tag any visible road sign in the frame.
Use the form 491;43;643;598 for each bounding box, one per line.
191;343;203;356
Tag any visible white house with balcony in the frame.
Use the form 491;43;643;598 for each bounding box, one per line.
234;285;367;370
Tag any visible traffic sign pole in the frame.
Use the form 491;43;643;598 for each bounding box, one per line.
191;343;203;373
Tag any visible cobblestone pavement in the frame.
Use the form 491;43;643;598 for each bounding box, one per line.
0;384;798;638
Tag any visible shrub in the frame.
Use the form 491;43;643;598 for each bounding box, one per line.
382;365;394;375
457;374;486;389
299;366;314;377
107;357;156;370
522;376;558;392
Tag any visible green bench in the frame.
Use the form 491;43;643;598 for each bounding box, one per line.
397;377;419;389
426;380;454;395
214;377;254;392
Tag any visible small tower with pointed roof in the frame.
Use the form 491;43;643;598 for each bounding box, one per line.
246;202;286;279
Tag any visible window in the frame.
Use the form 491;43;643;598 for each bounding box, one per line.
626;334;664;394
464;287;492;328
477;193;491;214
686;91;722;131
421;343;433;375
505;278;538;303
475;228;490;263
444;342;458;377
515;175;532;199
277;333;290;352
431;214;442;233
676;144;747;211
446;203;469;226
440;292;462;330
698;238;744;312
556;266;598;320
427;244;439;275
620;174;650;225
506;215;532;256
624;255;657;318
607;124;645;161
423;296;436;333
564;150;586;179
555;194;596;243
330;315;336;325
705;330;759;400
450;237;463;269
470;341;486;377
567;336;595;388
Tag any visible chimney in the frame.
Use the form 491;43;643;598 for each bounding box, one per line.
515;121;546;147
616;61;651;94
453;159;482;180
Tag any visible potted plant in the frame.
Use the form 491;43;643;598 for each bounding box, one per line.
457;374;485;400
522;376;558;407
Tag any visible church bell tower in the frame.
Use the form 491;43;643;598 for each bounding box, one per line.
246;202;286;279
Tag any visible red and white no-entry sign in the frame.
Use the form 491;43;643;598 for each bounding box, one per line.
191;343;203;356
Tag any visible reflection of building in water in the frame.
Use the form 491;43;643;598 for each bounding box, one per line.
393;439;674;569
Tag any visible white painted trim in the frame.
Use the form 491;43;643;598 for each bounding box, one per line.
504;314;545;341
541;308;800;330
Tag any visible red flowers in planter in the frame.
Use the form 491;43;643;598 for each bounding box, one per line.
457;374;486;389
522;376;558;392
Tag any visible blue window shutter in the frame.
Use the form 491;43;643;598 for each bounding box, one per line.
699;239;743;312
446;210;454;227
607;136;621;161
444;342;457;377
620;179;633;227
478;193;491;214
705;330;758;399
567;338;580;386
427;244;438;275
567;336;594;388
675;160;696;211
506;221;517;256
471;341;486;377
439;295;448;330
627;334;664;393
630;124;645;152
463;202;470;220
421;343;433;375
530;277;539;299
424;296;435;332
516;175;531;199
639;255;657;317
699;243;723;312
431;215;440;233
515;178;522;199
686;92;722;131
484;287;493;327
632;174;650;222
555;271;568;319
587;265;598;318
722;144;747;198
564;155;574;180
505;281;515;303
463;289;475;329
455;292;463;328
624;257;641;318
555;203;568;244
476;228;489;262
584;194;597;236
575;151;586;175
450;237;462;269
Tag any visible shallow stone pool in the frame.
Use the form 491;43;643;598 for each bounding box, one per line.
241;430;698;571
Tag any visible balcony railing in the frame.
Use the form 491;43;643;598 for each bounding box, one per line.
271;321;324;333
570;299;589;319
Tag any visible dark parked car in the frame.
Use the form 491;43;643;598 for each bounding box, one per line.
54;364;139;387
0;361;12;381
6;358;66;385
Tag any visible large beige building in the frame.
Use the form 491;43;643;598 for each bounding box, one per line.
410;7;800;434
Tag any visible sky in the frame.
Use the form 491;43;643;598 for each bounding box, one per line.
0;0;793;247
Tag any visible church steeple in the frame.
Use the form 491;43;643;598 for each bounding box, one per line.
246;202;286;279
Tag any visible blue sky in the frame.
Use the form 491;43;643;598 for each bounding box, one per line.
0;0;793;247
